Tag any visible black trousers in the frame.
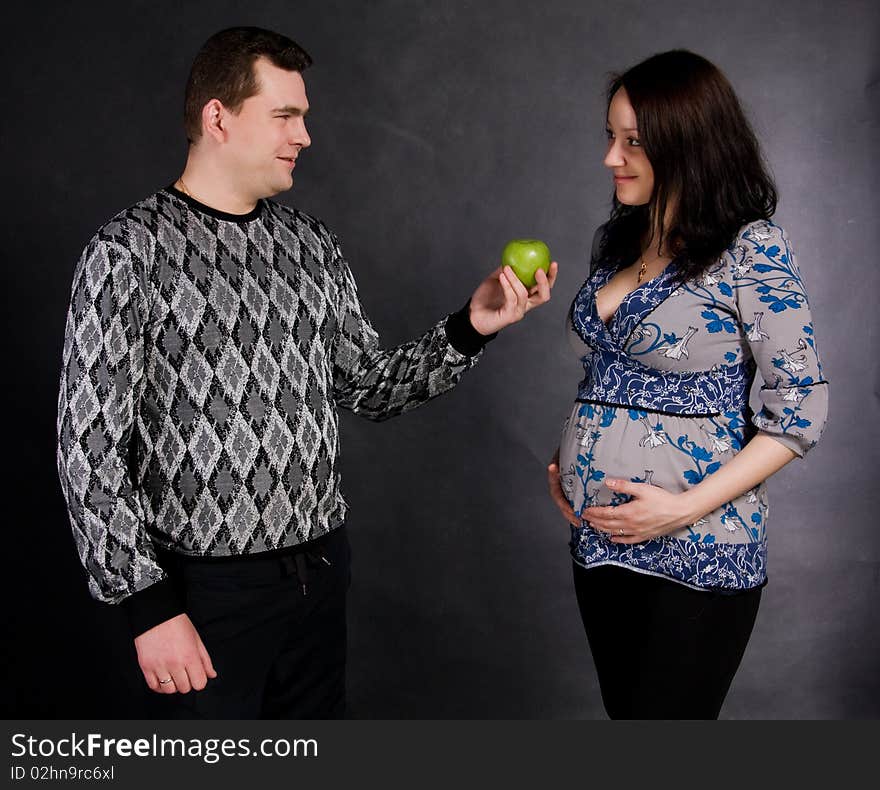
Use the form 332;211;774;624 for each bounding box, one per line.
573;562;762;720
148;526;351;720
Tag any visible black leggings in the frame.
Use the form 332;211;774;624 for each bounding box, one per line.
573;562;762;719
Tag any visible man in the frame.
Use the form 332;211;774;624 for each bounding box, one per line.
56;26;557;719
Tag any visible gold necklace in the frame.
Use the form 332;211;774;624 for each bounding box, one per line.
637;254;648;283
177;178;194;199
637;247;675;283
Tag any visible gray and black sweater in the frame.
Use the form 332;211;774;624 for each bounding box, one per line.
56;186;492;634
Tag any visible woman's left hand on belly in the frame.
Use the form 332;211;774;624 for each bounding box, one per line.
582;478;693;544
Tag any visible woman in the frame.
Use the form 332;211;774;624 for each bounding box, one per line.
547;50;828;719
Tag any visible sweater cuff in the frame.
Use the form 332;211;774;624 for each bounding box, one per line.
444;300;497;356
120;578;185;639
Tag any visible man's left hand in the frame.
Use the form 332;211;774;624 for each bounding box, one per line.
468;262;558;336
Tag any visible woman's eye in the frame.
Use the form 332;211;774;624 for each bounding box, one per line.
605;129;614;139
628;138;641;147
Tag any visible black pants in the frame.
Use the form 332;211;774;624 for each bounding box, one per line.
573;562;761;719
148;526;351;720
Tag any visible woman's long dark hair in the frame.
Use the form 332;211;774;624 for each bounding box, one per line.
601;50;777;281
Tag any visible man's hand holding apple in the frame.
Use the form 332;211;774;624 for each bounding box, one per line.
468;240;558;336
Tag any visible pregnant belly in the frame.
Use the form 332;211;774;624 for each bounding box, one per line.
557;402;736;514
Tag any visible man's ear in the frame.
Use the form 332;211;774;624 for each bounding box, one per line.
201;99;228;144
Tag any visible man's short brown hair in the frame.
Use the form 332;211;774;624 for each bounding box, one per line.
184;26;312;144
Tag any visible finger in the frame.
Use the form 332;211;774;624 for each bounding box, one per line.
590;521;627;540
143;670;161;694
497;266;519;313
528;267;551;306
546;461;566;493
170;665;192;694
197;637;218;679
552;498;579;525
186;660;208;692
598;520;640;539
605;478;645;497
528;266;547;292
155;670;177;695
581;505;620;520
546;261;559;288
547;475;579;525
501;265;524;293
587;511;637;532
503;266;530;308
550;488;578;521
550;493;575;518
588;521;618;535
591;519;637;534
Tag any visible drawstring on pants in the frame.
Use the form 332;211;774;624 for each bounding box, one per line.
280;550;332;596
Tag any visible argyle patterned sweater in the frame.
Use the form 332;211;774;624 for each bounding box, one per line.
57;186;491;634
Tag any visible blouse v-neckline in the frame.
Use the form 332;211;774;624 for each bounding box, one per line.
569;256;684;352
594;257;680;330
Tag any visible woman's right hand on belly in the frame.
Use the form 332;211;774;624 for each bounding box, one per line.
548;451;580;526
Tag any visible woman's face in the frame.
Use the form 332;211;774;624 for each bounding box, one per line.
604;87;654;206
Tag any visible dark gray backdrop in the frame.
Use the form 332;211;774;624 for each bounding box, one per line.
3;0;877;719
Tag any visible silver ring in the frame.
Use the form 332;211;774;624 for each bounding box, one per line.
159;677;174;685
617;528;624;536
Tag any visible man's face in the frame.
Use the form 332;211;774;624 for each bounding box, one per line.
221;57;311;199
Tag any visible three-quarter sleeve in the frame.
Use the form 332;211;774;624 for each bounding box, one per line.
329;235;485;421
732;221;829;457
57;231;181;630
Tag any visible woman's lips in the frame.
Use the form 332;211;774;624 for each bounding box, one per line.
614;175;636;183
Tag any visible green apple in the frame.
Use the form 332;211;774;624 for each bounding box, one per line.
501;239;551;289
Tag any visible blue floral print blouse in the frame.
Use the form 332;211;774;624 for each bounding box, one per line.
558;219;829;591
